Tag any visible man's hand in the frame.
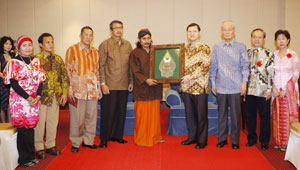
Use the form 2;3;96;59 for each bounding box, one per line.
279;90;286;99
273;87;279;98
60;94;68;106
145;79;158;86
128;84;133;92
68;89;75;103
101;84;110;95
264;91;272;101
181;75;191;84
98;90;103;100
240;82;247;96
212;86;217;96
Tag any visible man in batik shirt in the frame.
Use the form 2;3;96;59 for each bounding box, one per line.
245;28;274;150
65;26;102;153
180;23;211;149
34;33;69;159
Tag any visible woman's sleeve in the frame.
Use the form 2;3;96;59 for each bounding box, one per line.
10;79;29;99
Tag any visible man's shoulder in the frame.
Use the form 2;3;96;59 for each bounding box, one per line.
67;43;79;51
212;41;224;49
198;42;210;49
122;39;132;49
35;52;43;59
233;40;246;48
99;38;112;48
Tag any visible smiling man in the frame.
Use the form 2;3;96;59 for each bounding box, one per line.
245;28;274;150
209;21;249;150
65;26;102;153
180;23;211;149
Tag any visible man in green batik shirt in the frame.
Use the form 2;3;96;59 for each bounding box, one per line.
34;33;69;160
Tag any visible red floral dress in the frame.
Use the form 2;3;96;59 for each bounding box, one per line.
3;58;46;128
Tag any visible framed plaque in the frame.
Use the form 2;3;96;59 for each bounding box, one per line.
149;43;185;84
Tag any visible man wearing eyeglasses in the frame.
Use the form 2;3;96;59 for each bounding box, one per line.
98;20;133;148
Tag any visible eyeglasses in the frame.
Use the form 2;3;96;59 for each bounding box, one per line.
112;27;123;30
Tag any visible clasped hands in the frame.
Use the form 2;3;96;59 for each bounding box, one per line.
27;96;41;107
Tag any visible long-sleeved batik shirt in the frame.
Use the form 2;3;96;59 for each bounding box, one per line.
36;51;69;106
247;48;274;97
180;41;211;95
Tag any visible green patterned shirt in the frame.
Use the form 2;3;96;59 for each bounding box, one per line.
35;51;69;106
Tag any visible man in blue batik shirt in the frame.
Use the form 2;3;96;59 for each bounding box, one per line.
209;21;249;150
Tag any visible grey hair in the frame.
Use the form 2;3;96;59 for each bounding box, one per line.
221;20;235;29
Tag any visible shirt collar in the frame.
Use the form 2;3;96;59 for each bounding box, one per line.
110;37;124;45
40;51;54;58
78;42;92;52
222;39;235;47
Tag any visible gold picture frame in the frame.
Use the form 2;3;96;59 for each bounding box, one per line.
149;43;185;84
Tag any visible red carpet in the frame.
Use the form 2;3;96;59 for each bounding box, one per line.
46;110;275;170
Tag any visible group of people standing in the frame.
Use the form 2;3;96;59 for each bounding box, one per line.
0;19;299;168
181;21;299;153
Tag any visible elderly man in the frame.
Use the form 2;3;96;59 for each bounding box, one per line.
180;23;211;149
245;28;274;150
209;21;249;150
99;20;133;148
65;26;102;153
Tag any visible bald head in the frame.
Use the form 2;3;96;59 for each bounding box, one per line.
221;21;235;42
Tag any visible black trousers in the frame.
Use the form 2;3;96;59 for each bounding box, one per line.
245;95;271;145
216;93;241;144
100;90;128;142
17;127;35;165
182;93;208;144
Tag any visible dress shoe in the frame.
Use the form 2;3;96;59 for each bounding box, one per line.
195;143;207;149
82;143;99;149
110;138;128;144
280;147;287;152
245;141;257;147
23;161;35;168
99;141;107;148
71;146;79;153
31;159;40;165
181;139;197;145
158;139;165;144
232;144;240;150
261;144;269;150
36;150;47;160
216;141;228;148
46;146;61;156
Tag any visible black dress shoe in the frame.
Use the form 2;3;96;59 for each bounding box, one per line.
82;143;99;149
110;138;128;144
261;144;269;150
99;141;107;148
195;143;207;149
245;141;257;147
71;146;79;153
232;144;240;150
46;146;61;156
181;139;197;145
36;150;47;160
216;141;228;148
